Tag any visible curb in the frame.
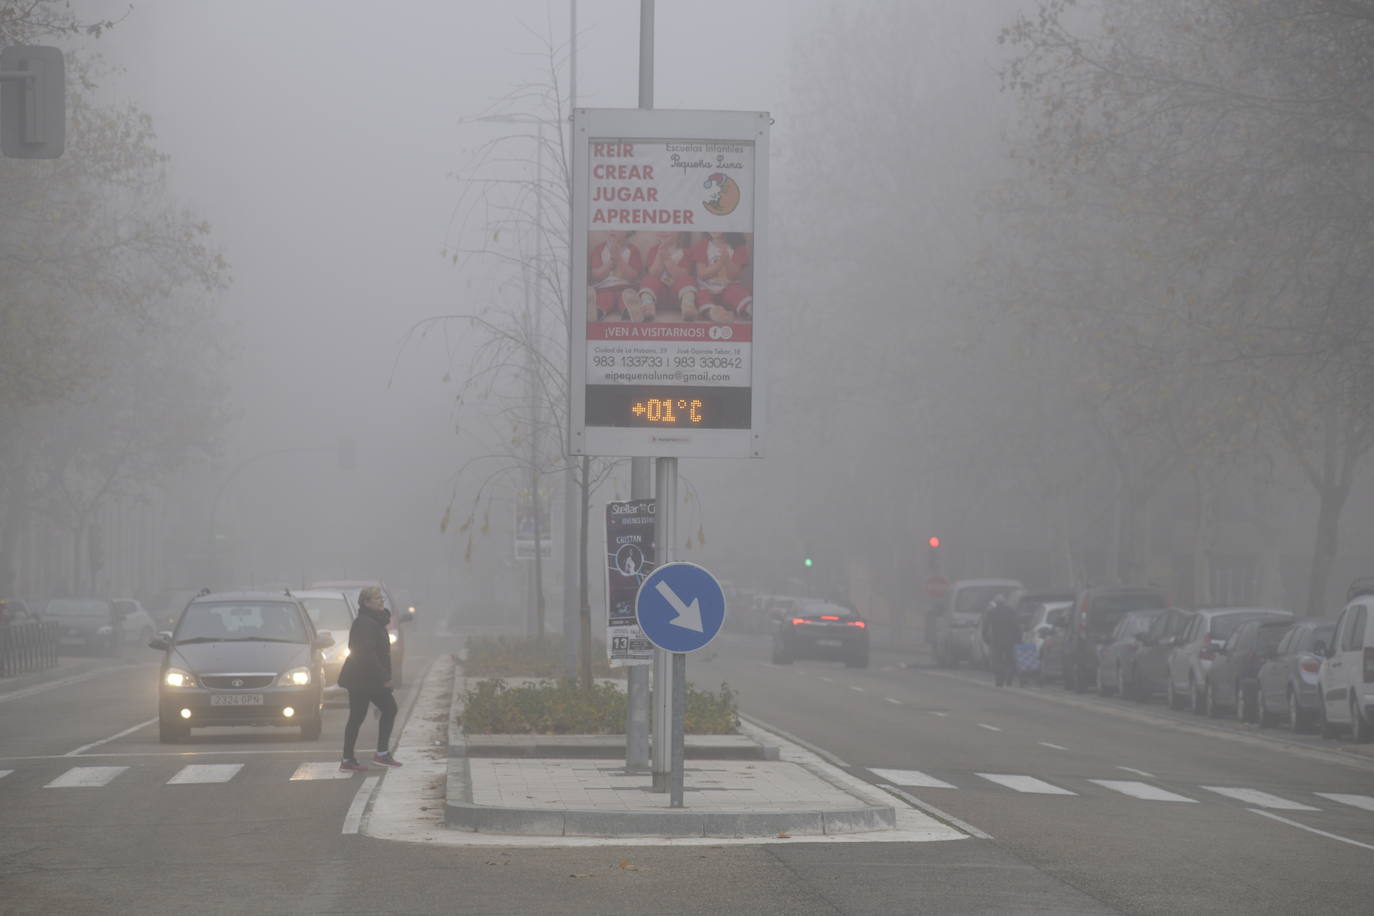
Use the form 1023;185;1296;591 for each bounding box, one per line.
443;662;895;838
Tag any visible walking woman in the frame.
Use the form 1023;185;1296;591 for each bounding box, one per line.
338;586;402;770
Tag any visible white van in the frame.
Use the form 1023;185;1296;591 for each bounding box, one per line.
1319;582;1374;742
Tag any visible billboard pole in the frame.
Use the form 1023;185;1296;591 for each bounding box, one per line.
629;0;655;777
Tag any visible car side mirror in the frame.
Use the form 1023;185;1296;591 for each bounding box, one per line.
147;636;170;651
313;634;336;650
1312;640;1329;658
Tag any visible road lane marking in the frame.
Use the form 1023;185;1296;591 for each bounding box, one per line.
1089;780;1196;802
976;723;1001;732
342;775;381;834
45;766;127;788
1249;809;1374;852
850;685;866;693
929;711;948;717
291;762;357;781
819;677;833;683
1199;786;1318;811
167;764;242;785
1315;793;1374;812
65;718;157;756
1038;742;1069;751
869;767;957;789
880;785;993;840
0;770;11;780
884;697;902;705
1116;766;1156;779
976;773;1076;795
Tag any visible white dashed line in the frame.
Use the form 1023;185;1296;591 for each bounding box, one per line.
1116;766;1156;779
819;677;833;683
976;773;1076;795
929;711;948;718
1038;742;1069;751
0;770;12;780
884;697;902;705
65;718;157;756
851;685;866;693
1200;786;1318;811
1089;780;1196;803
976;723;1001;732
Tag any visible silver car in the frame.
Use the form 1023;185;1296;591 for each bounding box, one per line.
1166;607;1292;714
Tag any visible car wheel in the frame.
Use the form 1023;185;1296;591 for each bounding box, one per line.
1236;683;1253;724
159;715;188;744
1167;677;1182;710
1319;692;1341;739
1287;688;1307;733
1192;676;1206;715
1351;697;1371;745
1257;691;1276;728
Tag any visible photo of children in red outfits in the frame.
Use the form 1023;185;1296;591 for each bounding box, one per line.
587;230;753;325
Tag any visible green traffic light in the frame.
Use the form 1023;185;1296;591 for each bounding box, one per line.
804;557;813;568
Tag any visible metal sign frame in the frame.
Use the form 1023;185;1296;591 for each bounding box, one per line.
569;108;769;459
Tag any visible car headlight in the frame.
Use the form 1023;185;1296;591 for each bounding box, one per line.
388;631;398;645
278;667;311;687
164;668;196;688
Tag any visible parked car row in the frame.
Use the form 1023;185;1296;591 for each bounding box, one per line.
961;576;1374;744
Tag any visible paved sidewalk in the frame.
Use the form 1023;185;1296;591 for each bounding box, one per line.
408;654;968;843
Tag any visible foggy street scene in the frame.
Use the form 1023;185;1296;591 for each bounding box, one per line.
4;1;1374;914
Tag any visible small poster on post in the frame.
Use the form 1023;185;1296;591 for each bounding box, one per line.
605;498;656;666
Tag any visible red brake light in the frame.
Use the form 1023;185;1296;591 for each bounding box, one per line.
1300;658;1322;675
1364;647;1374;683
820;615;840;621
791;617;806;626
1199;645;1216;662
847;620;866;628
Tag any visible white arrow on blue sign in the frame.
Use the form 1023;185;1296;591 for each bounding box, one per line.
634;562;727;653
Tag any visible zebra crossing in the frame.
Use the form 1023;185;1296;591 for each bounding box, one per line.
0;760;364;789
867;766;1374;814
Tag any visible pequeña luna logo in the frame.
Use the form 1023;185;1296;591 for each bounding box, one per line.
702;172;741;216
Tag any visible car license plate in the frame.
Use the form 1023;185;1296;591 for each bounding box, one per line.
210;694;264;707
816;639;843;648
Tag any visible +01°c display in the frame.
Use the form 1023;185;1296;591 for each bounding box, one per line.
584;385;752;429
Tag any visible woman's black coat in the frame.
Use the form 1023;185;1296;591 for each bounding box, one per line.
336;606;392;690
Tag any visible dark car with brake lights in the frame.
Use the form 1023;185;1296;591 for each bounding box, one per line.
309;579;412;685
771;600;869;668
149;590;332;743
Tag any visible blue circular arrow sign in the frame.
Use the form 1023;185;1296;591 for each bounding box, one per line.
634;562;727;653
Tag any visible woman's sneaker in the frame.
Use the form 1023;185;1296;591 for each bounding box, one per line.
339;758;369;772
372;751;402;768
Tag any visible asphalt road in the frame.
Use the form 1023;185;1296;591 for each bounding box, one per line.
3;621;1371;915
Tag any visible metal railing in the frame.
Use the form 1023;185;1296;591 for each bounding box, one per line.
0;621;59;677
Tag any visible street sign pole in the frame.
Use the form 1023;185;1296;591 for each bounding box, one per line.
651;456;675;792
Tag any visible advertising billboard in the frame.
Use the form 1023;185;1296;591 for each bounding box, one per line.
569;109;769;459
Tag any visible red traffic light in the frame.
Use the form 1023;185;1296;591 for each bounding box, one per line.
928;537;940;549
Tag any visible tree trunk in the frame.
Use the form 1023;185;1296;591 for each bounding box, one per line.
1305;487;1345;617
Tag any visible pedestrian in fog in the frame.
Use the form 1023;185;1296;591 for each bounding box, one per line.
338;586;402;770
982;593;1022;688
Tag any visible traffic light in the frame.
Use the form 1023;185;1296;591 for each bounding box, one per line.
803;556;813;568
926;536;943;575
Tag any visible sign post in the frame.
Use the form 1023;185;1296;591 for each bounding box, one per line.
635;561;726;807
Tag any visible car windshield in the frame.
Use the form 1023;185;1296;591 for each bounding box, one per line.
1257;624;1290;652
299;596;352;630
44;600;111;618
175;602;307;643
1120;612;1161;638
799;602;857;618
955;585;1018;615
1208;612;1282;642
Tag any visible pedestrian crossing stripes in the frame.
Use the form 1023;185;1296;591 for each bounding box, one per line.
976;773;1078;795
0;770;12;780
869;768;1374;814
1087;780;1196;803
1199;786;1320;811
45;766;127;788
166;764;243;785
1315;793;1374;812
17;761;367;789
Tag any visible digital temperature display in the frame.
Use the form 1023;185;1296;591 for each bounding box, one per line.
585;385;751;430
